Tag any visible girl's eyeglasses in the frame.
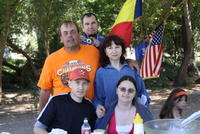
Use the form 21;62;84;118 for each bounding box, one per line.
118;87;135;94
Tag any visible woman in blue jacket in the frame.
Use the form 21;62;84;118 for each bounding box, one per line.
93;35;150;118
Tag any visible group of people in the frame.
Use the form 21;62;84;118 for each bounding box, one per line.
33;12;188;134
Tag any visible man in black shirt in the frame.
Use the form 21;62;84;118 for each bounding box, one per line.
34;68;96;134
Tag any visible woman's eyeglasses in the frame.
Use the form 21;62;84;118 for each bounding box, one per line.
118;87;135;94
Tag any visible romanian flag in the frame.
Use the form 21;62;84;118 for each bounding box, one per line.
109;0;142;47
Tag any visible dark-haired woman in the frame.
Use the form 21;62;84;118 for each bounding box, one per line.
93;35;150;118
95;75;153;133
159;88;188;119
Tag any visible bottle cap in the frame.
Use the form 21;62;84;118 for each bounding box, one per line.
133;113;143;124
84;117;88;123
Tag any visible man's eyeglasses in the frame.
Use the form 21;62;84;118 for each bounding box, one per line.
118;87;135;94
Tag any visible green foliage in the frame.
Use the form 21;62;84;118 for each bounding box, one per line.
2;57;27;90
2;0;200;91
145;56;180;90
2;74;20;90
6;57;26;68
196;59;200;70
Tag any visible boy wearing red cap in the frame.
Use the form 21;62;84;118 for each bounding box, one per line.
34;68;96;134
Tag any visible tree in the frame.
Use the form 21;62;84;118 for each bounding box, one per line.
1;0;200;94
173;0;199;86
0;0;21;103
27;0;74;57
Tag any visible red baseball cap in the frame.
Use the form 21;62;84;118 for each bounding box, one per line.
69;68;90;81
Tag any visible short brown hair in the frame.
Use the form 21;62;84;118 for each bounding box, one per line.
81;12;98;24
58;20;80;36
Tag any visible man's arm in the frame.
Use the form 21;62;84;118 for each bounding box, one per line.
34;126;48;134
126;59;141;72
39;89;52;111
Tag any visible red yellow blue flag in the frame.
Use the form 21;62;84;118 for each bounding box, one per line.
109;0;142;47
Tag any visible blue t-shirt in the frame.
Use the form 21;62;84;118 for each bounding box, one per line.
134;40;148;60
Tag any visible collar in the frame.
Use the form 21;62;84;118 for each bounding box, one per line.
83;32;98;38
83;32;103;40
105;62;129;69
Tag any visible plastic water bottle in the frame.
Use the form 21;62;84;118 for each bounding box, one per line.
81;117;91;134
133;113;144;134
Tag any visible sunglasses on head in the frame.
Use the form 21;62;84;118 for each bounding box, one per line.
118;87;135;94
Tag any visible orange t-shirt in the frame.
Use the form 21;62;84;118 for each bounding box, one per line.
37;44;100;99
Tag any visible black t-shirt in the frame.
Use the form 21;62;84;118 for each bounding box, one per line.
38;93;96;134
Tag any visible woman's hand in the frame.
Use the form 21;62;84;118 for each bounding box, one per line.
96;105;106;118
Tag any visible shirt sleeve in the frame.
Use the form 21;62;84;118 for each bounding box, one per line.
89;105;97;131
37;97;56;127
37;57;53;90
133;72;151;106
34;121;48;129
137;103;154;122
92;69;105;107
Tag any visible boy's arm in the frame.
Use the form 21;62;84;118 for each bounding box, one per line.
34;126;48;134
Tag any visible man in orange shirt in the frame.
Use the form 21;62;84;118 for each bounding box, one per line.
38;20;99;111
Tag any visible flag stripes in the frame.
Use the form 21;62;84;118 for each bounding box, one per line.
140;23;164;79
109;0;142;47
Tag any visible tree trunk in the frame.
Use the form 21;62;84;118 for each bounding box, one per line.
186;0;199;77
44;31;50;56
173;0;195;86
0;14;10;104
0;0;20;103
0;37;6;103
6;39;38;78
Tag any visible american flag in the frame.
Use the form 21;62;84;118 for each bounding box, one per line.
140;23;164;79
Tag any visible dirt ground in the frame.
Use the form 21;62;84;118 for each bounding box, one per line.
0;85;200;134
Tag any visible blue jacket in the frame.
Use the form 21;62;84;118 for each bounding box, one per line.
93;63;151;107
134;40;148;61
95;101;153;129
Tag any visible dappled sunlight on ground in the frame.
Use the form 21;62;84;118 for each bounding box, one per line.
3;92;37;105
0;85;200;133
0;104;36;115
